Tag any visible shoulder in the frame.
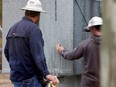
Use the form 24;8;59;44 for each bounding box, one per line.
20;20;41;34
80;38;91;46
28;24;42;37
81;38;96;51
21;19;38;29
78;38;92;49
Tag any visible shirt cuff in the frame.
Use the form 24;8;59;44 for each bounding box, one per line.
60;50;66;57
43;69;50;78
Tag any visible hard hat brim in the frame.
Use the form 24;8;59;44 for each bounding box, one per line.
84;24;103;32
21;7;46;13
84;26;90;32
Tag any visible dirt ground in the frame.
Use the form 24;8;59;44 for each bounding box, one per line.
0;74;13;87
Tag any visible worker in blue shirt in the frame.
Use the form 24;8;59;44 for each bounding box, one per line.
4;0;59;87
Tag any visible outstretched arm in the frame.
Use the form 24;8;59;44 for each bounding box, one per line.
56;43;84;60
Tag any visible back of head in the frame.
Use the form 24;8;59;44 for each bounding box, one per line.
25;10;40;17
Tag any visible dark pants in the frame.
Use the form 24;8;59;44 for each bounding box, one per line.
12;75;42;87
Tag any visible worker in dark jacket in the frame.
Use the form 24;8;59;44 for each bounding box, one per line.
4;0;59;87
56;16;103;87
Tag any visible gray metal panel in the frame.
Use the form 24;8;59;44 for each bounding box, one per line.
2;0;101;87
73;0;101;75
2;0;28;73
40;0;74;76
58;75;81;87
73;0;89;75
3;0;74;76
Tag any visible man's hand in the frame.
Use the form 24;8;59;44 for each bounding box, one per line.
56;44;65;53
46;75;59;86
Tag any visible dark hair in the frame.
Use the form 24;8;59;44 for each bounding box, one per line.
25;10;40;17
94;25;101;31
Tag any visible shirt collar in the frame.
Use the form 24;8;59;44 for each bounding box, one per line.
22;16;33;22
90;34;101;45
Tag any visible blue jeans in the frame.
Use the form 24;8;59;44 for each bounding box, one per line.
12;75;42;87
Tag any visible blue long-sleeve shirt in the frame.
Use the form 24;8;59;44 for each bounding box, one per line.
4;17;50;82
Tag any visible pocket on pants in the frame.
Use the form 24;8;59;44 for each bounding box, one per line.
23;77;35;87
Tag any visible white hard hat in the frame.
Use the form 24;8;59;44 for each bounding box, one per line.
84;16;103;31
21;0;45;13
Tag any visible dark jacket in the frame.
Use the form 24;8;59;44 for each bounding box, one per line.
4;17;50;82
61;35;101;87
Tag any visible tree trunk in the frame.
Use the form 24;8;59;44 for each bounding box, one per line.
101;0;116;87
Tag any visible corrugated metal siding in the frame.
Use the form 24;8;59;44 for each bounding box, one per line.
73;0;101;75
40;0;74;76
2;0;101;87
